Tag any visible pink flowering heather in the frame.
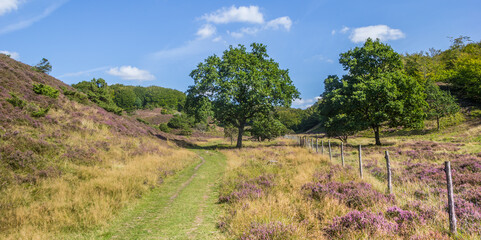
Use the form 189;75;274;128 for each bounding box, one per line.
385;206;424;236
219;174;275;203
449;197;481;234
302;181;395;210
325;210;397;239
240;221;296;240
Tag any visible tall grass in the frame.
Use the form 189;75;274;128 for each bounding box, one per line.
218;125;481;240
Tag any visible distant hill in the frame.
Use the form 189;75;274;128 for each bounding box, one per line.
0;54;196;238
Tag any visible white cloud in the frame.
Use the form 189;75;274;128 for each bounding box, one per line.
331;30;336;35
229;27;260;38
57;66;109;78
350;25;405;43
340;26;350;34
0;2;65;35
0;0;19;16
107;66;155;81
0;50;19;60
196;24;216;39
292;97;321;109
202;5;264;24
265;16;292;31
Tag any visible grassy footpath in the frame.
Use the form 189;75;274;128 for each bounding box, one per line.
67;149;226;240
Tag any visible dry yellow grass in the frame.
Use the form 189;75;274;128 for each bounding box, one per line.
0;117;197;239
218;129;481;239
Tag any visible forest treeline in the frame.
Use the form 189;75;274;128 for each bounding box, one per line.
72;78;186;115
68;37;480;145
277;36;480;144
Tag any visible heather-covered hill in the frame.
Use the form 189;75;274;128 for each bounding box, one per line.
0;54;197;239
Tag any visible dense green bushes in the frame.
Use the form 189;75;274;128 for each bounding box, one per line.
110;84;186;112
33;83;59;99
72;78;123;115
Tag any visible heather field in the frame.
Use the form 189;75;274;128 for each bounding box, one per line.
216;120;481;239
0;54;198;239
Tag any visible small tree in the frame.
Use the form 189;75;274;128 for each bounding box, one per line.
425;82;460;130
224;125;238;145
250;115;288;141
33;58;52;74
187;43;299;148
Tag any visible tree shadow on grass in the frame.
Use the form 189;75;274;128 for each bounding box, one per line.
154;134;294;150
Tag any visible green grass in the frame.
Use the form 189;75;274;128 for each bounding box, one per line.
65;149;227;240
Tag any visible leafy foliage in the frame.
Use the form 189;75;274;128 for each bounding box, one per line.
318;39;427;145
250;114;288;141
60;86;89;104
167;114;193;129
72;78;123;115
110;84;186;112
33;83;59;99
404;36;481;103
158;123;170;133
32;58;52;74
6;92;26;109
31;105;50;118
187;43;299;147
424;82;460;130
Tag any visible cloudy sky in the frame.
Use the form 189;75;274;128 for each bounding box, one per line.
1;0;480;108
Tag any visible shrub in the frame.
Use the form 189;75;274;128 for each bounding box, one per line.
385;206;424;235
470;109;481;118
219;174;275;203
61;86;89;104
31;106;50;118
240;221;296;240
167;114;193;129
449;198;481;233
179;127;192;136
136;118;149;125
161;108;174;114
158;123;170;133
302;181;395;210
326;210;397;238
33;83;59;98
6;92;26;108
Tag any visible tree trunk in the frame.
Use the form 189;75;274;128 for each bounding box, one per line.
436;116;440;131
236;124;245;148
374;126;381;145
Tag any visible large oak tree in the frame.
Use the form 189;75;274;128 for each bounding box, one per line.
319;39;427;145
187;43;299;148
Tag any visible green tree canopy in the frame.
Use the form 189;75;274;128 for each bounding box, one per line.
425;82;460;130
250;114;288;142
72;78;123;115
319;38;427;145
33;58;52;74
187;43;299;148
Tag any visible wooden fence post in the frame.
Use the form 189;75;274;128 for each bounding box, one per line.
385;151;392;194
316;138;319;153
445;161;457;234
341;142;344;167
358;145;363;178
321;140;324;155
328;140;332;161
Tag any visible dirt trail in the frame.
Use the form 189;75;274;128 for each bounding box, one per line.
72;149;226;240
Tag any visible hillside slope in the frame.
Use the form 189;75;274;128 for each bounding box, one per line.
0;54;197;239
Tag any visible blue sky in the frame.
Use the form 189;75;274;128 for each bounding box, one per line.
1;0;480;108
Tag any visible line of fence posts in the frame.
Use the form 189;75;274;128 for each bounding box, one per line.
288;135;458;235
